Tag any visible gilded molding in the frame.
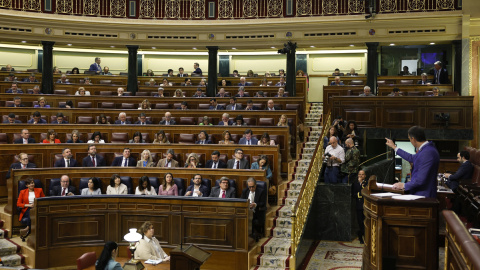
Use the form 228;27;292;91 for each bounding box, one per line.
469;36;480;96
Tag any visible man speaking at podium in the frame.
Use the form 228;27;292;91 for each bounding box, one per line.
385;126;440;198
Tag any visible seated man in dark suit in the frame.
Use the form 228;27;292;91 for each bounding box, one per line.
6;83;23;94
52;112;69;124
226;97;242;110
82;145;106;167
444;151;474;191
4;72;16;82
241;177;267;241
177;67;188;77
51;175;76;196
135;112;152;125
209;98;225;110
417;73;432;85
209;177;236;198
192;88;206;98
54;148;77;168
3;113;22;123
31;85;43;95
22;73;38;83
266;99;279;111
185;174;209;197
1;64;14;72
179;101;188;110
227;148;249;169
181;78;193;86
8;96;25;107
245;100;260;110
347;68;358;76
6;152;36;179
56;74;71;84
235;86;250;98
217;113;233;126
111;148;137;167
332;68;344;76
101;66;112;75
275;76;286;86
205;151;227;169
27;111;47;124
330;76;344;86
14;129;35;144
254;91;266;98
216;88;229;98
274;88;287;97
159;112;176;125
237;77;252;87
195;130;212;144
114;112;131;125
239;129;259;145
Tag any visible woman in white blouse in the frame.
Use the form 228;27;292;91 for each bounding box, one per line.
106;174;128;195
81;177;102;195
135;176;157;195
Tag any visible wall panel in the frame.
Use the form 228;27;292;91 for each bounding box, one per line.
231;55;286;75
0;47;37;70
53;51;128;74
144;54;209;75
309;53;365;74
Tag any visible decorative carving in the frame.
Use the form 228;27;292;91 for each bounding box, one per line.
190;0;205;19
83;0;100;15
110;0;126;17
371;218;377;266
243;0;258;18
140;0;155;18
218;0;233;18
296;0;312;16
407;0;424;11
165;0;180;19
56;0;73;13
267;0;283;17
379;0;397;12
0;0;12;9
437;0;454;9
348;0;365;14
23;0;41;11
322;0;338;15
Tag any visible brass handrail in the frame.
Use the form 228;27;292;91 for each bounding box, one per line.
290;109;331;269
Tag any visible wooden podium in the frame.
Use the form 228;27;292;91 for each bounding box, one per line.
170;244;211;270
362;178;439;270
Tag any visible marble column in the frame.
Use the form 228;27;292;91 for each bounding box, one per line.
453;40;462;94
126;45;139;95
219;55;229;77
207;46;219;97
366;42;379;94
286;45;296;97
41;41;55;94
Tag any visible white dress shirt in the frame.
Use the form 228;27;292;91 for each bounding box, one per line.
324;144;345;166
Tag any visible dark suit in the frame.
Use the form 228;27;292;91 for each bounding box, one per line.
135;120;152;125
27;119;47;124
54;158;78;168
6;162;36;179
432;68;449;84
114;120;132;124
22;78;38;82
82;155;106;167
192;94;206;98
51;120;69;124
446;160;474;191
209;105;225;110
226;104;242;110
265;106;280;111
5;89;24;94
89;63;101;73
417;79;432;85
227;158;250;169
51;185;77;196
159;120;176;125
177;73;188;77
7;104;25;107
330;82;345;86
205;160;227;169
241;186;267;236
396;142;439;198
195;139;212;144
209;186;236;198
185;185;209;197
245;106;260;111
193;68;202;75
217;120;233;126
111;156;137;167
235;93;250;97
239;137;259;145
14;138;36;144
3;120;22;123
216;93;230;97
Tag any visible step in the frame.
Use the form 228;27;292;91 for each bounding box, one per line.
302;148;315;154
282;197;297;207
276;206;292;218
300;153;313;159
296;159;310;167
0;253;25;267
274;217;292;228
286;189;300;198
271;227;292;238
256;254;291;268
0;239;21;256
262;237;291;255
250;266;290;270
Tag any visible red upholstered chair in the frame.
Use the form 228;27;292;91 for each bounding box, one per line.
445;91;459;96
178;134;195;144
400;79;414;84
54;89;67;95
230;134;240;143
407;91;421;96
141;133;151;143
100;102;115;108
0;133;8;144
121;103;135;109
99;80;112;84
5;101;13;107
136;91;148;96
155;103;169;109
99;91;113;96
111;133;129;143
173;103;182;109
350;80;364;85
77;116;94;124
76;251;96;270
286;104;300;110
179;117;195;125
253;103;264;110
259;118;274;126
77;102;92;108
244;118;256;126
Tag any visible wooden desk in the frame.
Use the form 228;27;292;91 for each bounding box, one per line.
85;257;170;270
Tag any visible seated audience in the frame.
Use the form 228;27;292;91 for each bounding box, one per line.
323;126;340;150
226;97;242;110
6;83;23;94
232;70;239;77
219;130;235;145
71;67;80;74
34;97;50;108
195;130;212;144
209;177;236;198
247;70;254;77
159;112;176;125
6;152;37;179
135;176;157;195
160;78;172;87
4;72;16;82
251;155;272;180
240;177;267;241
2;64;14;71
185;174;209;197
3;113;21;123
400;66;411;75
235;86;250;97
115;112;131;125
52;112;68;124
192;88;206;98
22;73;38;83
66;130;83;143
83;77;92;85
347;68;358;76
101;66;112;75
330;76;344;86
239;129;258;145
95;241;122;270
332;68;343;76
157;149;179;168
185;153;202;168
227;148;249;169
145;69;154;76
42;129;61;144
158;173;178;196
444;151;474;191
87;131;106;143
135;112;152;125
56;74;70;84
147;78;157;87
111;148;137;167
53;66;61;74
54;148;77;167
81;177;102;195
209;98;225;110
134;221;169;260
206;151;227;169
275;76;286;86
359;86;375;96
14;129;35;144
342;120;361;145
264;72;271;77
177;67;187;77
154;87;164;97
233;115;246;126
129;131;145;143
238;77;249;87
27;111;47;124
277;114;288;127
198;78;206;86
173;89;184;98
278;69;285;76
254;91;266;97
17;178;44;240
388;87;402;96
167;69;174;77
51;175;76;196
259;78;270;86
182;78;192;86
106;174;128;195
96;114;110;125
274;88;287;97
429;87;440;96
417;73;431;85
258;132;275;146
31;85;42;94
138;99;151;110
245;99;260;110
218;113;233;126
153;130;170;144
82;145;106;167
199;116;213;126
266;99;278;111
216;87;229;97
179;101;188;110
137;149;155;167
117;87;126;96
75;87;90;96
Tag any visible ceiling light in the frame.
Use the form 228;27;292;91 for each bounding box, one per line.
430;42;435;45
389;43;395;46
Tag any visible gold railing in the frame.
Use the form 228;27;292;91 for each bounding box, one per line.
290;109;331;269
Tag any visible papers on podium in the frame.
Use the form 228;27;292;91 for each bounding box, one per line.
376;183;394;189
145;259;163;265
392;195;425;200
371;192;401;197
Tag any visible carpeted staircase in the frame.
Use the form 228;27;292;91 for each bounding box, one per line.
0;221;27;269
251;102;323;270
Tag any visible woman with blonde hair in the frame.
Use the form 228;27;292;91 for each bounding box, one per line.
137;149;155;167
277;114;288;126
138;99;151;110
173;89;184;97
34;97;50;108
185;153;202;168
135;221;170;261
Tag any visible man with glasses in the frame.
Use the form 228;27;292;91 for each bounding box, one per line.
185;174;209;197
51;175;76;196
6;153;36;179
241;177;267;242
135;113;152;125
14;129;36;144
209;177;236;198
227;148;249;169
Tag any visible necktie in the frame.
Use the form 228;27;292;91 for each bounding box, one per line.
222;190;226;198
247;140;250;145
165;161;169;167
66;159;70;167
213;162;217;169
61;188;66;196
123;158;127;167
122;121;124;125
92;156;96;167
236;161;239;169
22;164;26;169
24;139;27;144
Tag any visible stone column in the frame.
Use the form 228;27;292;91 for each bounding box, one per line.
207;46;219;97
286;46;296;97
126;45;139;95
366;42;379;94
41;41;55;94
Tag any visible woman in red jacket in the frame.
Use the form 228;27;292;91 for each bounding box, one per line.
17;178;45;241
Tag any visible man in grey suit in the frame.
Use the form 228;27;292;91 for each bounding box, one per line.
227;148;249;169
209;177;236;198
159;112;176;125
226;97;242;110
157;149;180;168
238;129;259;145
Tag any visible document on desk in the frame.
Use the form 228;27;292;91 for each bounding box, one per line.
391;195;425;200
145;259;163;265
371;192;401;197
376;183;395;189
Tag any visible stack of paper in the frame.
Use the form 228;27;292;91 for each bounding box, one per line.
391;195;425;200
371;192;401;197
145;259;163;265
